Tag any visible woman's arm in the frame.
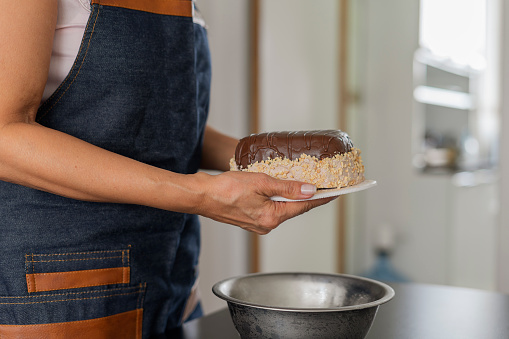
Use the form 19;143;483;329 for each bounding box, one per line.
200;125;238;172
0;0;334;235
0;0;180;205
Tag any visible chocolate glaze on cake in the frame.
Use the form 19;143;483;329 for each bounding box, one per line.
235;130;354;169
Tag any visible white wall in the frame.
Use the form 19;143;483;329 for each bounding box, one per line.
195;0;251;315
258;0;341;274
346;0;420;276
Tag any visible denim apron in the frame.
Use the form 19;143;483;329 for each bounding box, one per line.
0;0;210;337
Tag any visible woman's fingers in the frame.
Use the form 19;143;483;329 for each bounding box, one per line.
245;196;337;235
197;171;337;234
257;175;318;200
273;196;337;223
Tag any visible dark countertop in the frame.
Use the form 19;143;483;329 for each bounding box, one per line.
170;282;509;339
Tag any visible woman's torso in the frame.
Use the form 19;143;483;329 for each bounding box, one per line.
2;1;211;337
43;0;206;102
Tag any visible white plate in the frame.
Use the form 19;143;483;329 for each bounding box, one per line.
270;179;377;202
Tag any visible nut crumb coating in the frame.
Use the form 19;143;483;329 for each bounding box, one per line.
230;148;364;189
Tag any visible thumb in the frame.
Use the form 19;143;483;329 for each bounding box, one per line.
268;179;317;200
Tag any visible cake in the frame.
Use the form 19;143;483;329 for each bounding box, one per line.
229;130;365;188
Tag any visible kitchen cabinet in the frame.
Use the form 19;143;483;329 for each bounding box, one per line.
392;171;499;289
448;171;498;289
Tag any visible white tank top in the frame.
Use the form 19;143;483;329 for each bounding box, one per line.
42;0;91;102
42;0;206;103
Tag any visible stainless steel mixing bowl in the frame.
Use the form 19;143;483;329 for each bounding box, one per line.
212;272;395;339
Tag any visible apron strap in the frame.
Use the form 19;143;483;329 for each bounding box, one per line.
91;0;193;17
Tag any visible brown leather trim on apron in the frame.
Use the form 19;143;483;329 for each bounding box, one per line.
26;267;130;293
91;0;193;17
0;309;143;339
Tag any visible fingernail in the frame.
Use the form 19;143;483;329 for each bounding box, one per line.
301;184;317;195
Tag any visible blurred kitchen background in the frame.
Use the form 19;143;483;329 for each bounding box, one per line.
195;0;509;314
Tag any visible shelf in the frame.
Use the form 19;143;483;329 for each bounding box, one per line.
414;85;473;110
414;48;482;77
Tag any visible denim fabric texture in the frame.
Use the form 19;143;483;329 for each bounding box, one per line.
0;2;210;337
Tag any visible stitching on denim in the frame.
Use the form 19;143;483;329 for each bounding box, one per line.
30;267;127;277
136;283;147;309
0;309;142;328
0;290;143;305
30;249;125;257
37;5;101;121
32;254;37;291
0;286;140;299
46;5;95;99
27;256;123;263
136;284;142;309
25;274;33;295
25;248;131;294
141;283;146;305
24;254;29;286
30;281;125;293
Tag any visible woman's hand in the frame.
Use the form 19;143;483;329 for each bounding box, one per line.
192;171;336;234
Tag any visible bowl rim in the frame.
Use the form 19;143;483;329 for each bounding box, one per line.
212;272;395;313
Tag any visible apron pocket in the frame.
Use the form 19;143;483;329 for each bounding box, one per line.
25;247;131;293
0;247;145;337
0;284;146;339
0;309;143;339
